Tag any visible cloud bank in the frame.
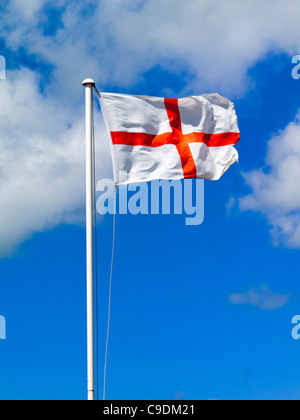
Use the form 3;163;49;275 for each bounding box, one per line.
1;0;300;254
3;0;300;94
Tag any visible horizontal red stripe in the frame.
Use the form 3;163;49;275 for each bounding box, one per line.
184;131;240;147
111;131;240;148
111;132;173;147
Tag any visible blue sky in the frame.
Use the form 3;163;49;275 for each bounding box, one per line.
1;0;300;400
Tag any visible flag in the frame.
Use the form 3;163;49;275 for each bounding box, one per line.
99;92;240;185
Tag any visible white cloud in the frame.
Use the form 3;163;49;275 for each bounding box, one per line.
229;284;290;310
8;0;49;20
226;197;237;215
240;113;300;248
0;69;111;256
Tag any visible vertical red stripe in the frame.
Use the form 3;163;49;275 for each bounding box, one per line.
164;98;198;179
164;98;182;135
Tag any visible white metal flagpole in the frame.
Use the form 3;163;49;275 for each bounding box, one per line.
82;78;96;401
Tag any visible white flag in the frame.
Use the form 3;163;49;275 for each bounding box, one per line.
99;92;240;185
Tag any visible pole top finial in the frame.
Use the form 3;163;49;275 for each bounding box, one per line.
82;78;96;87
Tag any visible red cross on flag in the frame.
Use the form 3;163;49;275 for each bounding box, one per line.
99;92;240;185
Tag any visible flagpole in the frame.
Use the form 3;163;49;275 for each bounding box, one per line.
82;78;96;401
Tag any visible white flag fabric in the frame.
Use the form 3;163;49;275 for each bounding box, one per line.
99;92;240;185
